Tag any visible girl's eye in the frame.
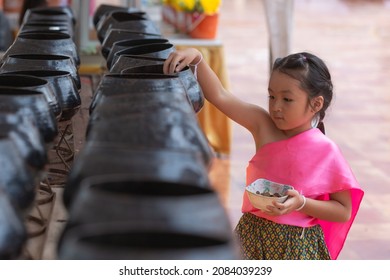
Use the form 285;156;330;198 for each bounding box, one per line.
284;98;293;102
268;95;275;100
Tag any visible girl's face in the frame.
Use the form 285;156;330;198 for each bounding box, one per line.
268;70;319;137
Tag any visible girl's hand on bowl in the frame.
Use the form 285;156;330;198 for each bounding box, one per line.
265;189;303;216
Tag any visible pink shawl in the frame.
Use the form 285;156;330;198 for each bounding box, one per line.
242;128;364;259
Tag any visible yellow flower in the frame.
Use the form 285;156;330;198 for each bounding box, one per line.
168;0;222;14
166;0;182;11
178;0;196;11
199;0;221;14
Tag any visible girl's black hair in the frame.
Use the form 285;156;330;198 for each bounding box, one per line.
272;52;333;134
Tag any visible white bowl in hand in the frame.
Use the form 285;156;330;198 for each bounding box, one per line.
245;178;293;211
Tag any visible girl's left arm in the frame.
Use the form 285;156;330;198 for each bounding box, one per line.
270;189;352;222
300;190;352;222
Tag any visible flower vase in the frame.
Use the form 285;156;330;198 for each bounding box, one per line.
176;10;187;33
187;12;219;39
161;4;176;26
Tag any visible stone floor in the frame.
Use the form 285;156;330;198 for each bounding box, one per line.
19;0;390;260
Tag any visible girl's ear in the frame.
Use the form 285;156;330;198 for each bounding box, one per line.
311;96;324;113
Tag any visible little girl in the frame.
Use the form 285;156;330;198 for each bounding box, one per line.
163;49;364;260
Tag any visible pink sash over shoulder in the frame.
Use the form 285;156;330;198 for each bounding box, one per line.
243;128;364;259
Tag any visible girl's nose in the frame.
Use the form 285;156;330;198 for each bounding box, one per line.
271;100;282;112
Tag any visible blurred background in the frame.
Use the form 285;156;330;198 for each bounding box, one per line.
215;0;390;260
1;0;390;260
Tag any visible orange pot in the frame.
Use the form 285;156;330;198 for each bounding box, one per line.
188;13;219;39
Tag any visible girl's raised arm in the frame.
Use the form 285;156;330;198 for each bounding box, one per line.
163;48;274;143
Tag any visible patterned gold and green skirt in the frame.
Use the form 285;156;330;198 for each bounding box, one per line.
234;213;331;260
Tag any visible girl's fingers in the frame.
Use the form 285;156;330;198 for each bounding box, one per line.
164;50;199;74
286;189;298;197
163;54;176;74
173;54;188;72
265;205;281;215
175;59;187;72
164;53;184;74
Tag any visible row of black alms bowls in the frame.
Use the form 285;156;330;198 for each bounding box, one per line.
0;5;80;260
